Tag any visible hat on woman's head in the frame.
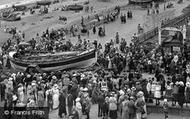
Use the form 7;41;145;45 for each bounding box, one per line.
175;81;179;85
179;81;184;86
119;90;125;95
52;75;57;80
131;87;136;91
163;99;167;102
27;74;31;78
186;82;190;87
137;91;144;98
76;98;80;102
83;88;88;92
53;84;58;89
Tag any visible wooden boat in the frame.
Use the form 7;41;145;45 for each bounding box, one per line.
9;49;97;72
12;5;27;11
129;0;152;4
37;1;52;6
0;12;21;21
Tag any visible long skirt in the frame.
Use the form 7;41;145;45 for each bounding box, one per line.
109;110;117;119
76;109;82;119
122;110;129;119
53;94;59;109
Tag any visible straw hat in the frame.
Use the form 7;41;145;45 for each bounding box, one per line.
130;96;135;100
53;84;59;89
76;98;81;102
186;82;190;87
13;95;18;101
175;81;179;85
179;81;184;86
163;99;167;102
27;74;31;78
170;82;174;86
137;91;144;98
105;97;109;101
83;88;88;92
8;77;13;81
119;90;125;95
52;76;57;80
31;80;36;86
131;87;136;91
11;73;16;77
84;93;89;98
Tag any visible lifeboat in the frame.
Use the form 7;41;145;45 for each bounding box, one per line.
9;49;97;72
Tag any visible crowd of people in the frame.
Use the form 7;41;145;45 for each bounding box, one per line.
1;2;190;119
1;27;190;119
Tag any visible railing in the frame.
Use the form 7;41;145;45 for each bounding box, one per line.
136;11;190;44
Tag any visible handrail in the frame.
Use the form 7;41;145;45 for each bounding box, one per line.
136;11;190;44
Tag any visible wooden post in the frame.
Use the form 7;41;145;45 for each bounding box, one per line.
182;24;186;44
158;24;162;45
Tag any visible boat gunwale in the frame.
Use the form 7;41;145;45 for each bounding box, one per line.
10;49;96;65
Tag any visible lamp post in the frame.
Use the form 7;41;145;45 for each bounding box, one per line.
158;22;162;45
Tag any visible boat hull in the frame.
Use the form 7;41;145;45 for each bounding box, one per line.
9;49;97;72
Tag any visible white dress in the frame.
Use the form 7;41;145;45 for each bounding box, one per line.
18;86;25;103
76;102;82;119
52;88;59;109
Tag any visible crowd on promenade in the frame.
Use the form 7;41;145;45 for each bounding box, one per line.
1;26;190;119
1;2;190;119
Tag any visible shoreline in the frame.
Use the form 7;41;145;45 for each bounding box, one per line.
0;0;44;10
0;0;88;12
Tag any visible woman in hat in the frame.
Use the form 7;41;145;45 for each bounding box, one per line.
185;82;190;107
135;91;146;119
121;95;129;119
75;98;82;119
17;83;24;103
171;81;179;106
177;81;185;108
109;94;117;119
58;90;67;118
37;87;45;108
128;96;136;119
52;84;59;109
154;82;161;105
102;97;109;119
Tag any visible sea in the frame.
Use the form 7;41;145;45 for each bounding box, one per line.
0;0;43;9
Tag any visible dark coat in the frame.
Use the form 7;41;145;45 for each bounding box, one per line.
67;94;74;107
58;94;67;115
128;100;135;114
97;94;104;107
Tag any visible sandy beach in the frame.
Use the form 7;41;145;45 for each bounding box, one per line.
0;0;129;46
0;0;189;48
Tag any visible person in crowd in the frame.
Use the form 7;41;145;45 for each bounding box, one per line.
109;92;117;119
121;95;129;119
178;81;185;108
154;81;161;105
135;91;146;119
58;90;67;118
185;82;190;106
52;84;59;109
128;96;136;119
163;99;169;119
85;94;91;119
97;92;104;117
102;96;109;119
67;91;74;116
76;97;82;119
